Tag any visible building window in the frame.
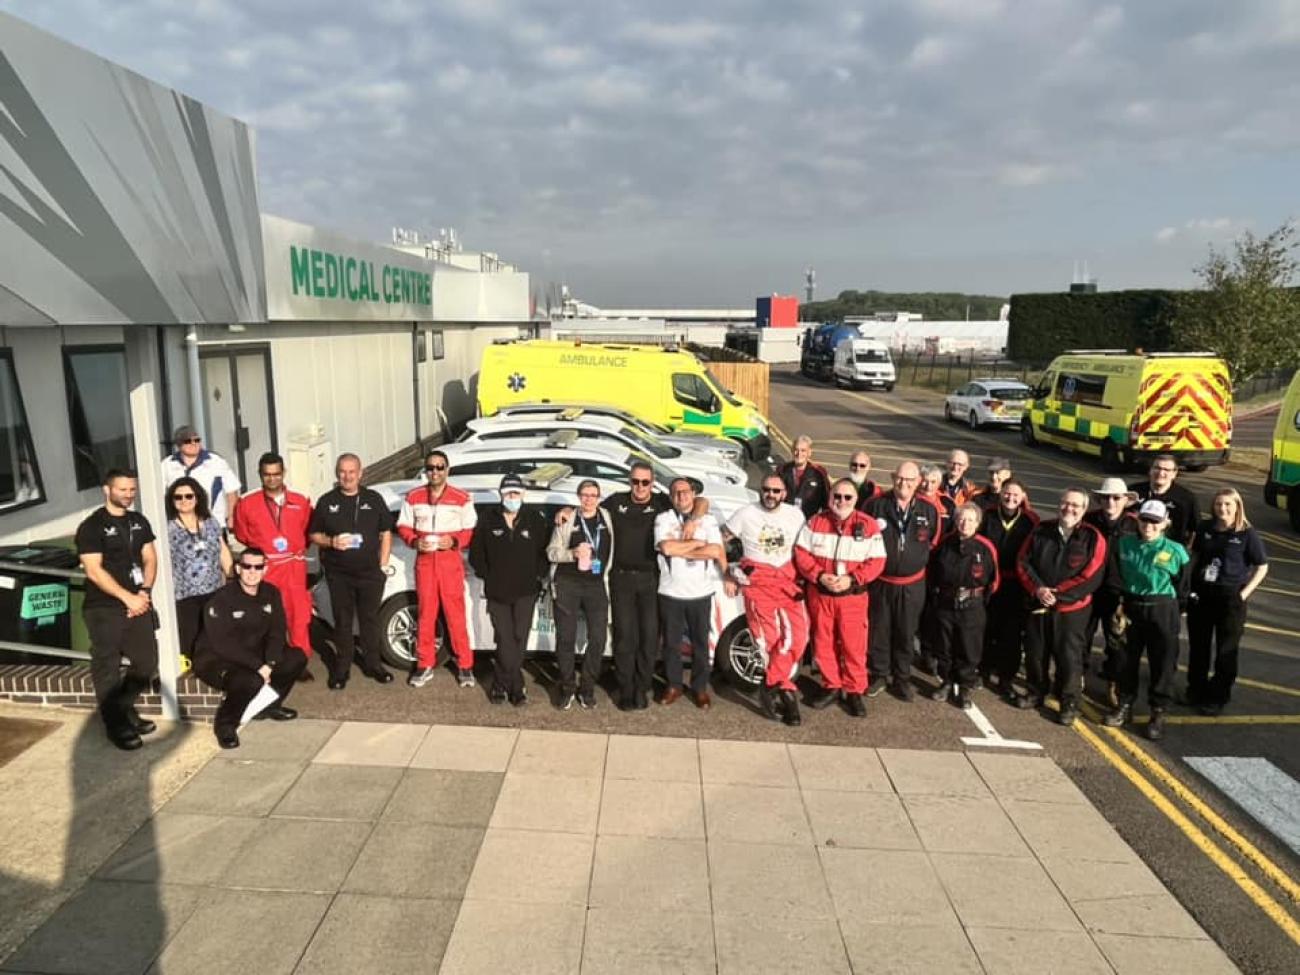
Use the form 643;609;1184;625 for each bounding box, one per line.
63;345;134;490
431;330;445;360
0;349;45;513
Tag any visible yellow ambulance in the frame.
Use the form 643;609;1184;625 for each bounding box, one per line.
477;340;773;460
1021;351;1232;471
1264;372;1300;530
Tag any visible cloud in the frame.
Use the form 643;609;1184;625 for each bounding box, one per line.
998;163;1058;187
621;18;725;50
1154;218;1245;244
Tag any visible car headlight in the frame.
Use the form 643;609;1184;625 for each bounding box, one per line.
749;414;768;434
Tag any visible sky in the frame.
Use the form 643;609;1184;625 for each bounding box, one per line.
3;0;1298;306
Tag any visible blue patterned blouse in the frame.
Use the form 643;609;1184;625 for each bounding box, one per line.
168;517;225;600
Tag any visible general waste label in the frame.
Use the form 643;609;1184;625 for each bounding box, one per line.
20;582;69;620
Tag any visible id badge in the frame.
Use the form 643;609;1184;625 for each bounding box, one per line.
194;540;207;552
1203;559;1220;583
349;533;363;550
272;536;289;553
590;558;603;575
130;565;144;586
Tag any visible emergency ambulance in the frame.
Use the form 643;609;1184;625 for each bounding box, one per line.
1264;372;1300;530
1021;351;1232;471
478;341;772;461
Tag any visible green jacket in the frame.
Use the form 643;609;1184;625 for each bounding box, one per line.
1117;534;1189;598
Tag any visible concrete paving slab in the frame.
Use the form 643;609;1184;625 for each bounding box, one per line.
1073;894;1211;940
490;773;601;833
581;907;715;975
840;921;984;975
1038;856;1169;903
903;794;1032;856
597;777;704;839
164;759;305;817
217;818;369;892
604;733;700;783
145;888;331;975
312;721;428;767
507;729;608;778
703;783;813;845
343;823;483;899
713;913;851;975
930;853;1083;933
819;848;959;928
409;724;518;772
589;835;709;911
1093;933;1240;975
965;927;1114;975
463;827;594;905
380;769;503;827
293;893;458;975
878;749;990;797
801;789;920;850
210;719;339;763
708;840;834;919
1;880;200;975
439;901;585;975
788;743;893;793
96;813;262;886
699;739;797;788
1001;797;1141;863
968;753;1090;805
271;764;402;821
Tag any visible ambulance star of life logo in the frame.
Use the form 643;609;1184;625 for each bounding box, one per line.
507;372;527;393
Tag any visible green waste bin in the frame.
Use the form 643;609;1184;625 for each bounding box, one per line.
0;544;79;665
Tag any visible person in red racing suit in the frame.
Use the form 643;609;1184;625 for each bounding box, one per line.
396;450;477;688
724;474;810;726
231;452;315;669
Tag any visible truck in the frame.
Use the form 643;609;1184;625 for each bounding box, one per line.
799;322;863;382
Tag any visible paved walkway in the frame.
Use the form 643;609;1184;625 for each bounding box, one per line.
0;709;1239;974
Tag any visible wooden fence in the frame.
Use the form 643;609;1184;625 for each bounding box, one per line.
706;360;770;417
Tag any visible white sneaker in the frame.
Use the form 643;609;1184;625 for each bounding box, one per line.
457;669;477;689
409;667;436;688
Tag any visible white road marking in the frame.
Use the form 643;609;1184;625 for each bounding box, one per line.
1185;757;1300;857
960;702;1042;751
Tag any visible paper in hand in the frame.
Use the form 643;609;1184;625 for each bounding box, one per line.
239;683;281;727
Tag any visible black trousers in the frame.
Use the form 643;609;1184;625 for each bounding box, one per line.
487;595;537;697
1186;587;1247;706
660;594;713;694
867;579;925;685
1023;608;1089;706
83;606;159;733
933;602;986;691
175;593;214;656
1118;597;1182;710
610;568;659;704
192;646;308;734
983;589;1027;684
554;576;607;694
1085;589;1125;681
325;570;386;678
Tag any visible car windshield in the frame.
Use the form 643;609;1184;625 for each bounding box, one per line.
989;387;1028;399
617;425;679;459
700;369;742;407
855;350;889;362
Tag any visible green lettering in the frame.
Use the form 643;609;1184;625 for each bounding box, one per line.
310;249;324;297
344;257;358;300
369;262;379;301
382;265;392;303
358;260;371;300
324;253;340;298
290;246;311;295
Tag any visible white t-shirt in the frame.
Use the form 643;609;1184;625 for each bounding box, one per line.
160;450;242;527
654;510;722;600
725;503;806;567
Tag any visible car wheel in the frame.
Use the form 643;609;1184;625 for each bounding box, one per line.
1021;418;1038;447
884;383;895;392
375;592;434;670
717;616;764;689
968;410;981;431
943;403;953;422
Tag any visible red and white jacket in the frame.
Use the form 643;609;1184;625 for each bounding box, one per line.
793;509;887;596
396;482;477;556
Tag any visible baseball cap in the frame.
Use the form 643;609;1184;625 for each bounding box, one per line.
987;456;1012;472
172;424;200;444
1137;499;1168;522
499;473;525;495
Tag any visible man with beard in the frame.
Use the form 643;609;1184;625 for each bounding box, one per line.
848;450;882;510
724;475;809;726
978;478;1039;699
938;449;974;505
1084;477;1140;705
1129;454;1199;547
778;435;830;519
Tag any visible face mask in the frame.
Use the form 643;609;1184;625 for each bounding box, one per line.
502;497;522;513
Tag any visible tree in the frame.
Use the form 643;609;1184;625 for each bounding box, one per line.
1177;221;1300;381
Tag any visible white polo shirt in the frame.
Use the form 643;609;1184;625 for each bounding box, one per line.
160;450;241;527
654;510;722;600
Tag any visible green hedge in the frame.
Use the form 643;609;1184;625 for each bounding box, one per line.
1006;290;1201;362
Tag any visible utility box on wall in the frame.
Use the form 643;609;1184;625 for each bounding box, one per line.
756;295;799;328
287;426;334;499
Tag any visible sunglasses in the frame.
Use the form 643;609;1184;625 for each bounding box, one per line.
236;562;266;572
172;492;195;501
831;493;857;501
180;437;202;445
761;487;784;495
849;463;869;469
425;464;447;472
629;478;652;486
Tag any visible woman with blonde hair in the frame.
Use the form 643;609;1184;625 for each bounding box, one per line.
1185;487;1268;716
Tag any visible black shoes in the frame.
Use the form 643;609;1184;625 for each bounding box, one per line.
1146;710;1167;740
409;666;436;688
844;692;867;718
891;680;915;703
510;690;529;708
328;676;348;691
216;728;240;749
954;688;973;711
1058;701;1080;727
489;685;508;705
558;690;576;711
578;689;597;710
1103;703;1131;728
1015;693;1043;711
127;709;157;736
1198;702;1223;717
807;686;839;710
758;684;781;721
780;689;802;727
360;665;394;684
107;727;143;751
297;669;315;683
866;681;886;698
930;683;952;703
254;705;298;721
457;669;477;689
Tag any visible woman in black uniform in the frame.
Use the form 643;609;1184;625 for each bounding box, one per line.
1185;488;1268;716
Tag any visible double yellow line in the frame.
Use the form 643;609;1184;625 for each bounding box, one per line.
1073;704;1300;944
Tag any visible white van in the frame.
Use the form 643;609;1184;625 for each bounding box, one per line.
833;338;896;391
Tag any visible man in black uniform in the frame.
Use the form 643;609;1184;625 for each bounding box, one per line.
865;461;941;700
1015;488;1107;726
1084;477;1140;704
928;503;1000;710
970;457;1013;513
308;453;395;689
977;478;1038;699
1129;454;1198;546
75;468;160;751
469;474;549;705
601;461;672;710
778;435;830;519
191;548;306;749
